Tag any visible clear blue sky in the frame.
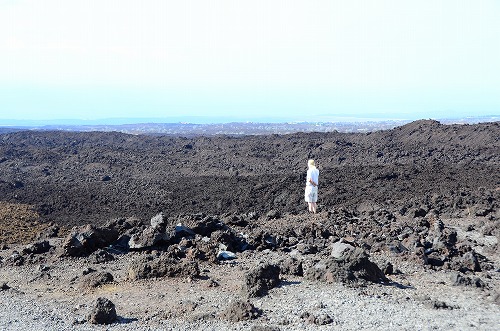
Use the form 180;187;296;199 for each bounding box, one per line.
1;0;499;122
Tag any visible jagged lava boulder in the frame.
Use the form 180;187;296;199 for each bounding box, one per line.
62;224;118;257
88;297;117;325
242;262;280;298
219;300;262;322
128;255;199;280
306;242;387;284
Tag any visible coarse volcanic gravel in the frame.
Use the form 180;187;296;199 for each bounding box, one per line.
0;228;499;331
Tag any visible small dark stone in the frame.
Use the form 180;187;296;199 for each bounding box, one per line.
23;240;52;255
426;253;444;267
300;311;310;319
475;208;490;217
429;300;459;310
91;249;115;264
473;277;486;288
301;312;333;325
383;262;394;275
220;300;262;322
413;208;427;218
451;272;486;288
312;313;334;325
37;264;50;272
88;297;117;325
12;180;24;188
82;267;97;276
266;210;281;220
251;326;281;331
202;279;220;289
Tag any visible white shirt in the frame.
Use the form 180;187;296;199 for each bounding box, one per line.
306;166;319;187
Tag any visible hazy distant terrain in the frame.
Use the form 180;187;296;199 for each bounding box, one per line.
0;115;498;136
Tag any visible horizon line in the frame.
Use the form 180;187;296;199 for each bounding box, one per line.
1;113;499;126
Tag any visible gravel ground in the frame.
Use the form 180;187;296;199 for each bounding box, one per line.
1;247;499;331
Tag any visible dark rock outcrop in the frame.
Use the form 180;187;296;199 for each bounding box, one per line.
22;240;52;255
306;245;387;284
90;249;115;264
279;257;303;276
62;225;119;257
219;300;262;322
0;282;10;291
451;272;486;288
128;226;170;250
128;255;199;280
242;263;280;298
301;311;334;325
4;251;24;266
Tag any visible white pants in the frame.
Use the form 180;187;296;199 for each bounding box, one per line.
304;185;318;202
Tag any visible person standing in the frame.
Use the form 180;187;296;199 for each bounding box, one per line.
305;159;319;213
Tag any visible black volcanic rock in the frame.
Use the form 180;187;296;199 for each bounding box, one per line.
242;262;280;298
22;240;51;254
306;247;388;285
0;121;497;228
219;300;262;322
88;297;117;325
127;255;200;280
62;225;119;257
